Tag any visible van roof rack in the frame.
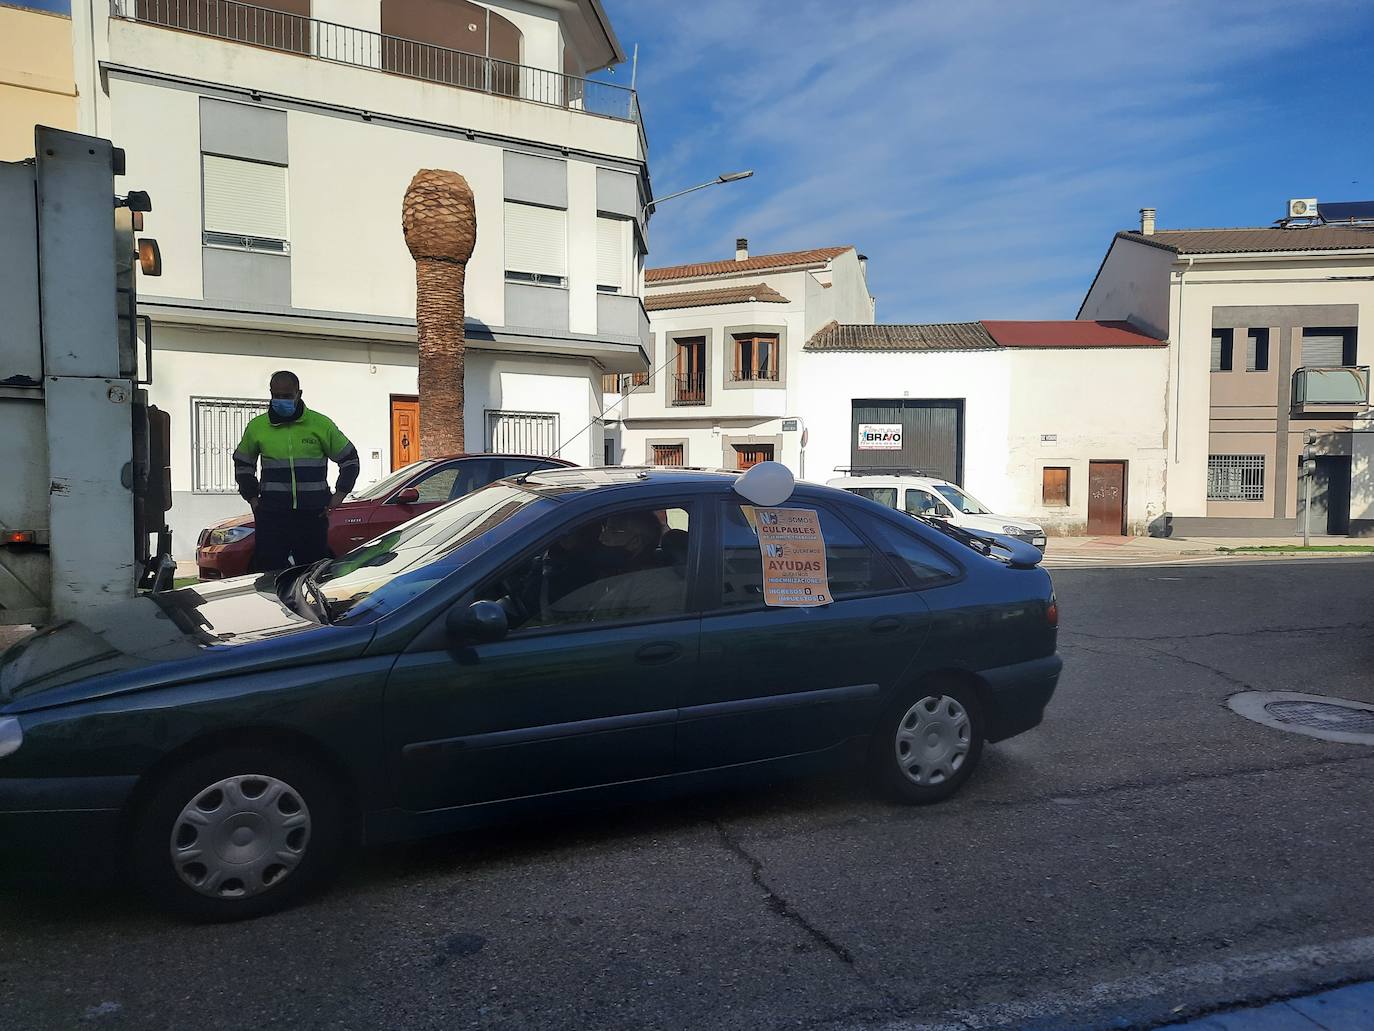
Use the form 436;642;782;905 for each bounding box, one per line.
831;466;932;477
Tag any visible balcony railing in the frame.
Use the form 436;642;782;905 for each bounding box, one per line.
110;0;643;125
1292;366;1370;411
729;368;780;382
671;373;706;406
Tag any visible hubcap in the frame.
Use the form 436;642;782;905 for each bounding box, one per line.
894;695;971;786
170;774;311;899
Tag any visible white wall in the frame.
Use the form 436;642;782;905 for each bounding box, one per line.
1005;348;1169;533
287;112;506;323
463;350;602;467
150;324;603;556
796;350;1013;498
1078;237;1174;339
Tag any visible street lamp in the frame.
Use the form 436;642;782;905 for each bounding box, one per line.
645;170;754;213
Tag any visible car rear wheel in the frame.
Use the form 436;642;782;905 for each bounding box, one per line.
130;747;343;921
870;682;984;804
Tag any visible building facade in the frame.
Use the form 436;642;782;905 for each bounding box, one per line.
70;0;652;555
797;320;1170;535
1080;215;1374;536
0;1;78;159
609;241;875;474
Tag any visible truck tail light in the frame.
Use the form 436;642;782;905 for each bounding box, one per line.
3;530;35;545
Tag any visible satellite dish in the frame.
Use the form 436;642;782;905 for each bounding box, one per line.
734;461;794;507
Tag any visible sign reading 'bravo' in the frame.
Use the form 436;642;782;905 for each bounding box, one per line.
857;423;903;450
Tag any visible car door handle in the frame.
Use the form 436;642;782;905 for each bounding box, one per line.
868;616;902;634
635;642;681;664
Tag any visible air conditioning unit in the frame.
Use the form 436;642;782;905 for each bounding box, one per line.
1288;198;1318;219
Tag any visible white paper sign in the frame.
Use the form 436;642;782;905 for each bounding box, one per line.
857;423;903;450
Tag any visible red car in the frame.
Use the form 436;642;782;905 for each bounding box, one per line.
196;453;574;579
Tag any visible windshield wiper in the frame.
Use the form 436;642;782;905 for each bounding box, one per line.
295;559;334;624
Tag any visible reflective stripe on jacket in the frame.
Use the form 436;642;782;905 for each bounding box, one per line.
233;407;360;512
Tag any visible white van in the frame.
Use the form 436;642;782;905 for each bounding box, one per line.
828;472;1048;552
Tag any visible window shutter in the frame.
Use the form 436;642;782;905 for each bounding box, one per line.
1302;331;1346;366
504;202;568;279
202;155;289;239
596;216;625;289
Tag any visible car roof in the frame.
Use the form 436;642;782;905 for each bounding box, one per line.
828;474;955;490
428;453;575;465
517;466;862;505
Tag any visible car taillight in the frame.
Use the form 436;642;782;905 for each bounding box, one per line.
1046;595;1059;628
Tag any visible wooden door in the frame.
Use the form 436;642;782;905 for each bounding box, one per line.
734;444;774;470
1087;461;1126;535
391;397;421;471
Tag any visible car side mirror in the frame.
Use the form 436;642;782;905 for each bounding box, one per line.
447;599;508;643
393;486;421;505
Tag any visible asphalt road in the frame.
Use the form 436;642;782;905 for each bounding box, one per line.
4;559;1374;1031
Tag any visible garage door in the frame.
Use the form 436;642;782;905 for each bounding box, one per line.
851;399;964;484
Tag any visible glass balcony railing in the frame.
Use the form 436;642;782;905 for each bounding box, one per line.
1292;366;1370;410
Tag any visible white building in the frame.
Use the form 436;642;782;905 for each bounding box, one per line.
608;240;875;473
70;0;652;555
1080;210;1374;536
797;320;1170;536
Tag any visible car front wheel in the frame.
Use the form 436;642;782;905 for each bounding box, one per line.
870;682;984;804
131;747;343;921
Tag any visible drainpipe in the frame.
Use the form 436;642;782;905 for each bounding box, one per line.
1172;256;1194;465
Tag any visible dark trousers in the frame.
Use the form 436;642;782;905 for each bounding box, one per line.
252;508;331;572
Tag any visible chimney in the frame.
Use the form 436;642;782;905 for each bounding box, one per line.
1139;207;1156;235
735;237;748;261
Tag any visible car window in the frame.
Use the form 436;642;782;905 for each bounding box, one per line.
476;505;693;632
719;502;899;609
447;459;499;500
846;486;898;509
863;517;962;586
353;460;435;501
495;458;554;480
904;489;947;517
319;483;549;624
412;466;461;504
934;484;992;515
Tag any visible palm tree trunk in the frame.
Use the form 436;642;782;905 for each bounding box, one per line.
415;259;466;457
402;168;477;460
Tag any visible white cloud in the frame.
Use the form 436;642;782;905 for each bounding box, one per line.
610;0;1362;321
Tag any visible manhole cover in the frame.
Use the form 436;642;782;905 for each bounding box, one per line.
1229;692;1374;745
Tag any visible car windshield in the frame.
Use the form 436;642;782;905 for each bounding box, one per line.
846;486;899;509
313;483;547;624
348;461;435;502
934;484;992;515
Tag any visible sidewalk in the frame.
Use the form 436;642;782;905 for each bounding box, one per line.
1043;534;1373;568
1159;978;1374;1029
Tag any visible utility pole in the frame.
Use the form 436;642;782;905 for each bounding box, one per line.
1301;430;1318;547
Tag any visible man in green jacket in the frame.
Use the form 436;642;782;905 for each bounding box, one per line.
233;370;360;571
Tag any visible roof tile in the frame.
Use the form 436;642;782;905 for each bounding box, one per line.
804;321;997;352
643;283;789;311
647;246;852;283
981;320;1165;348
1120;226;1374;255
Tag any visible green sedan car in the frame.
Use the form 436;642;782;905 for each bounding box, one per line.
0;467;1060;921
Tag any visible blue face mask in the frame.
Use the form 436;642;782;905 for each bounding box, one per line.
270;398;298;418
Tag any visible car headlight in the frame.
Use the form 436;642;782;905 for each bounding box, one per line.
209;525;255;546
0;717;22;759
1001;525;1025;536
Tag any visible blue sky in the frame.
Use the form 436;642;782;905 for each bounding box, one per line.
604;0;1374;323
7;0;70;13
